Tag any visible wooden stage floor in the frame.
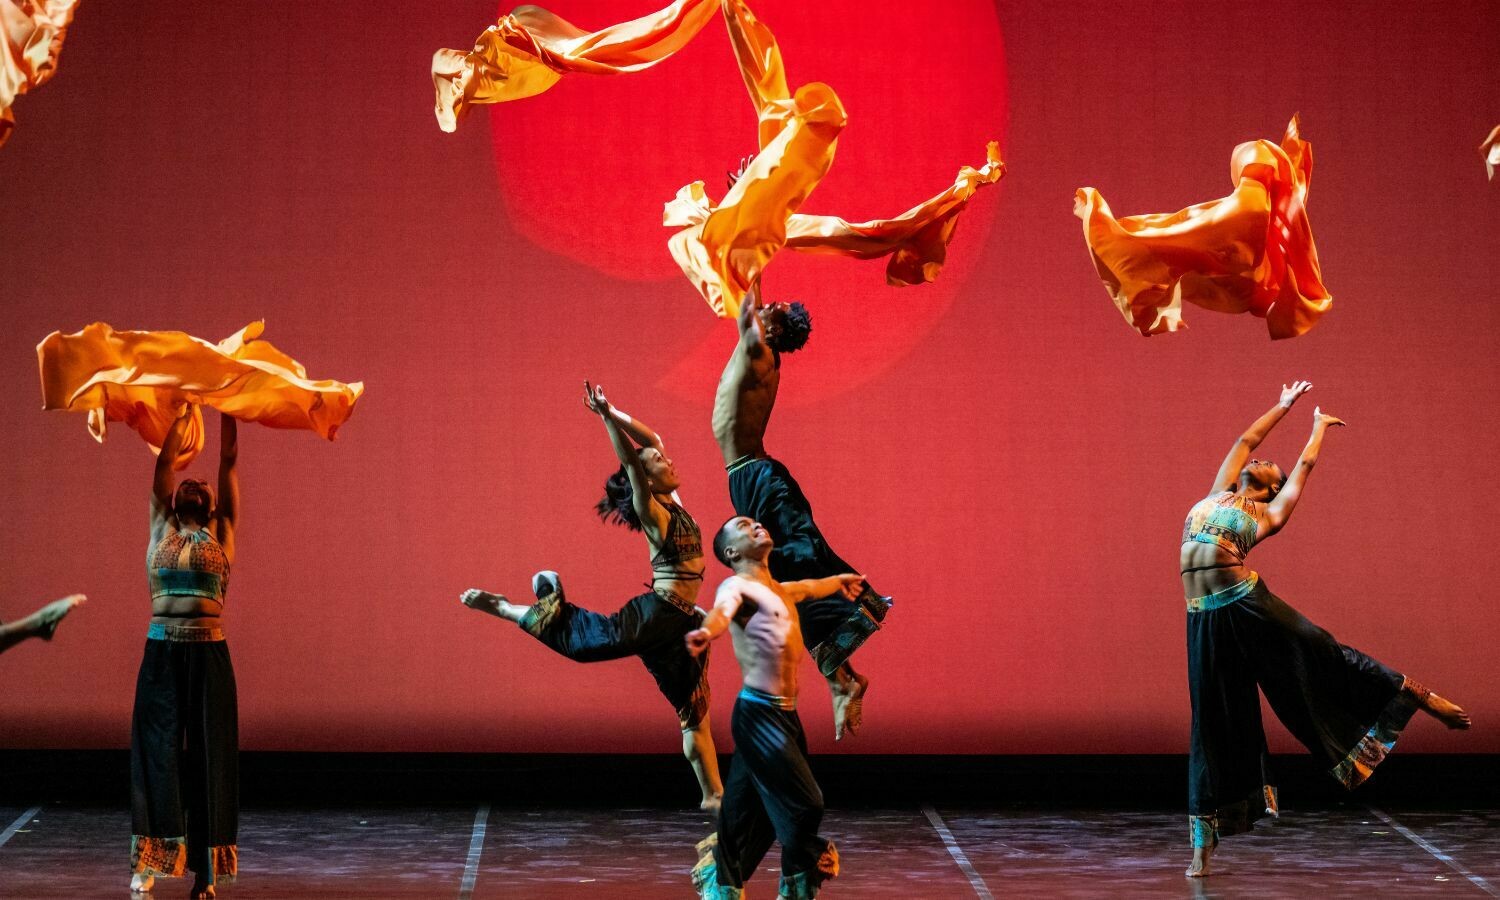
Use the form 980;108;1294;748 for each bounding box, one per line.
2;803;1496;897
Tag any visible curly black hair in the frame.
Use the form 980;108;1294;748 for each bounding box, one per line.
595;465;643;531
766;301;812;354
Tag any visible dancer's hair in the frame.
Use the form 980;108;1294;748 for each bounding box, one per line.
767;301;812;354
712;518;737;566
596;466;643;531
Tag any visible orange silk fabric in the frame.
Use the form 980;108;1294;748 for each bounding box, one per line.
0;0;78;149
432;0;720;132
1482;125;1500;181
664;0;1004;317
1075;117;1330;340
38;322;364;470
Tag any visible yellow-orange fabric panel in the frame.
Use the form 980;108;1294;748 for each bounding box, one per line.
665;0;1003;317
1075;117;1330;339
1482;125;1500;181
38;321;364;470
432;0;721;132
0;0;78;149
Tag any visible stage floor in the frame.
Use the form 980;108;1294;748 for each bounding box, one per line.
1;803;1495;897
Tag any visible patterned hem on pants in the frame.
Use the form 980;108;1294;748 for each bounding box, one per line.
131;835;238;880
1330;676;1428;788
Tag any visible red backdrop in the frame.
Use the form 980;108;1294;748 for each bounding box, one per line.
2;1;1496;756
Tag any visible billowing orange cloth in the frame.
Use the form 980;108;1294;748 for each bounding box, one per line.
38;321;364;470
664;0;1004;317
1075;117;1330;340
432;0;720;132
1482;125;1500;181
1;0;78;149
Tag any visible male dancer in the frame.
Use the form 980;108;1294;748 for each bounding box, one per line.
686;516;857;900
713;276;891;739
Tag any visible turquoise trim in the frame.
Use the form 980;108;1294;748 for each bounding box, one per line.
1186;572;1259;613
739;686;797;710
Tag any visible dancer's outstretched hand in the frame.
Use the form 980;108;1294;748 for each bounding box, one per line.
1313;406;1346;427
1280;380;1312;407
582;381;609;416
725;155;752;191
836;574;865;601
685;627;711;657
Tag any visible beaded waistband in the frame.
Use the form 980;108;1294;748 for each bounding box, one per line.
1186;572;1259;613
739;686;797;710
147;622;225;642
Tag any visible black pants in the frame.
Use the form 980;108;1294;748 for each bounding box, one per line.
130;636;239;880
1187;576;1422;847
520;588;710;728
713;690;838;897
728;456;883;674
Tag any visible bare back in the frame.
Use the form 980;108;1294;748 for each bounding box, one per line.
713;335;779;465
725;574;804;699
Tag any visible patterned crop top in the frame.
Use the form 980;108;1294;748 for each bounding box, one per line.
651;502;704;583
1181;491;1263;562
148;528;230;603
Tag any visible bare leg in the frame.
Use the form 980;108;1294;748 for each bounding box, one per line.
683;715;724;812
0;594;85;654
1185;843;1213;877
826;662;869;741
1420;692;1472;730
459;589;529;624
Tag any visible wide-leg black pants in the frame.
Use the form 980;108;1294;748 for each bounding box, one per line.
711;689;838;898
520;587;710;728
130;633;239;881
1187;576;1424;847
727;456;885;674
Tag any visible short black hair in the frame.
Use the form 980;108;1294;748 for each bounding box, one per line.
595;465;643;531
712;517;738;566
766;301;811;354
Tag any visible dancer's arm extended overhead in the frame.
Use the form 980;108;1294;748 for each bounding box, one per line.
150;406;194;545
586;382;670;535
1212;381;1311;493
215;413;239;565
1262;407;1345;535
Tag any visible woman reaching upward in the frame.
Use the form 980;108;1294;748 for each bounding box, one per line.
1183;381;1469;878
462;383;722;811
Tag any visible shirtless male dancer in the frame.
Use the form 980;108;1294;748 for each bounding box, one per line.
713;278;892;740
686;516;857;900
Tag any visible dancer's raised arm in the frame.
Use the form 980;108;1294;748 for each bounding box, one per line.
1262;407;1345;535
1212;381;1311;493
150;405;194;542
783;573;865;604
585;382;669;535
215;413;239;564
738;278;770;357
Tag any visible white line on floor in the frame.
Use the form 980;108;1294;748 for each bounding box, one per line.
922;804;995;900
0;805;42;848
1366;805;1499;897
457;803;491;900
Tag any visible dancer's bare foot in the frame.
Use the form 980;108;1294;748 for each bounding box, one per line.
26;594;85;639
460;588;526;623
129;872;154;893
188;878;215;898
701;794;722;815
830;668;869;741
1185;844;1212;877
1423;692;1472;730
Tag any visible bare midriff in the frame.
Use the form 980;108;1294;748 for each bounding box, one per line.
1179;542;1252;600
151;596;224;626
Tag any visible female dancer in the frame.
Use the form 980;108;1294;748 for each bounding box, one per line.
1183;381;1470;877
461;383;723;810
131;406;239;897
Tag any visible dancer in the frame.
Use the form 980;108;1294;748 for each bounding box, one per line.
714;273;890;740
686;516;855;900
1183;381;1470;877
0;593;84;654
461;383;723;810
131;406;240;897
